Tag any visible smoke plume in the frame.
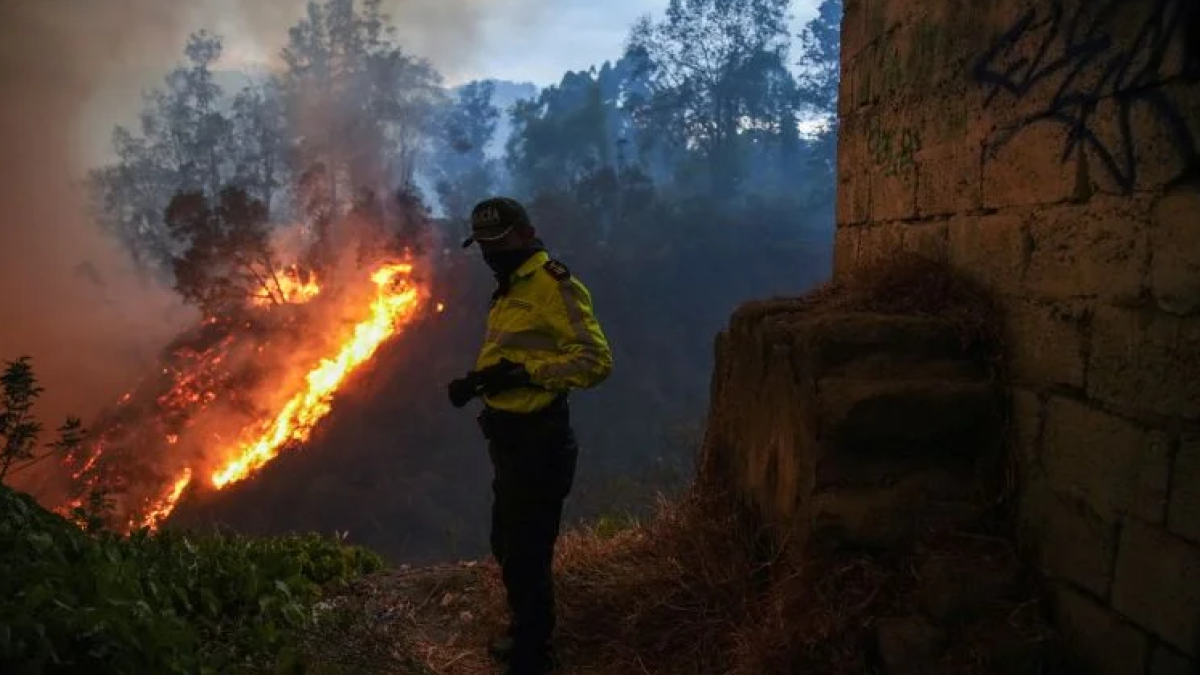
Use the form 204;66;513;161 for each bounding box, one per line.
0;1;196;445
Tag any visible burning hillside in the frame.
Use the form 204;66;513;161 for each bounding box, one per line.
57;244;436;532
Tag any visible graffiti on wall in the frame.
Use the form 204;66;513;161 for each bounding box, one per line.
867;120;922;177
971;0;1199;192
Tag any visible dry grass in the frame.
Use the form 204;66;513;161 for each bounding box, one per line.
794;252;1006;365
549;489;1059;675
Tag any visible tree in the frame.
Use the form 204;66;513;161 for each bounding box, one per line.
229;79;288;208
505;62;649;198
89;1;456;283
88;30;235;279
279;0;444;236
430;80;500;223
166;187;295;318
795;0;843;119
0;357;84;482
624;0;798;194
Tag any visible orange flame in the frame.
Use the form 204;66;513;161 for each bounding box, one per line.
252;266;322;307
210;262;420;488
138;468;193;531
62;260;429;533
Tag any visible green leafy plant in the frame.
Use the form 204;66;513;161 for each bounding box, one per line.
0;357;385;674
0;356;86;483
1;484;384;674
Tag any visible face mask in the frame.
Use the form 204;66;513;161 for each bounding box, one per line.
483;248;535;277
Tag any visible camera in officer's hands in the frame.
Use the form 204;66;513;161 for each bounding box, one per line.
447;359;531;408
476;358;531;394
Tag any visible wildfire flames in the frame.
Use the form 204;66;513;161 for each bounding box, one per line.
209;263;418;488
141;469;192;532
252;266;321;307
59;256;432;532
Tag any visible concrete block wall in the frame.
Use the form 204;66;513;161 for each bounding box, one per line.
834;0;1200;670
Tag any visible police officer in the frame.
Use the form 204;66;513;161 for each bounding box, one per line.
448;197;612;674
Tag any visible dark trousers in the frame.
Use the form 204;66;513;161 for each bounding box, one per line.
480;399;577;665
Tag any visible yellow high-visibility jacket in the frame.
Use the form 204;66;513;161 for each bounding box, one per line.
475;250;612;413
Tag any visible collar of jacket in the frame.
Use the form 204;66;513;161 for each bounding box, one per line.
510;249;550;281
491;249;550;305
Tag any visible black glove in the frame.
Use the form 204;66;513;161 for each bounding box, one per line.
447;372;481;408
475;358;532;395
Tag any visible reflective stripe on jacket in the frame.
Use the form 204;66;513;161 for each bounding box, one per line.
476;250;612;413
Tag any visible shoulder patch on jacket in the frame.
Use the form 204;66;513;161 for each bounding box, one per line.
543;259;571;281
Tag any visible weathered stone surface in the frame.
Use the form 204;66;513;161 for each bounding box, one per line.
792;312;984;381
913;546;1022;622
841;0;869;64
1112;518;1200;657
723;338;812;522
811;470;980;550
866;113;922;222
1024;197;1152;304
916;141;982;217
909;82;984;149
838;169;873;227
982;122;1080;209
858;30;915;104
818;378;998;456
1009;387;1043;478
1168;435;1200;545
839;112;873;224
1089;80;1200;195
827;0;1199;671
946;211;1029;293
1020;474;1117;597
840;52;863;113
857;223;905;265
973;0;1188;132
1150;186;1200;316
833;226;861;280
1088;306;1200;421
1149;643;1197;675
900;5;984;92
872;164;919;223
876;615;946;674
1004;299;1088;390
1051;582;1149;675
900;222;948;262
1041;397;1171;523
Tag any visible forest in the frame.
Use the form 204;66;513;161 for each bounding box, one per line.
9;0;842;563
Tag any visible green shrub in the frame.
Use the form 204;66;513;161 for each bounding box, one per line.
0;484;383;674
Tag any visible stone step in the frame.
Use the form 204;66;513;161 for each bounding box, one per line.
809;468;984;551
817;377;1000;457
790;312;990;381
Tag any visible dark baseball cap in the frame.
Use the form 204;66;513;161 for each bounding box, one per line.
462;197;531;248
